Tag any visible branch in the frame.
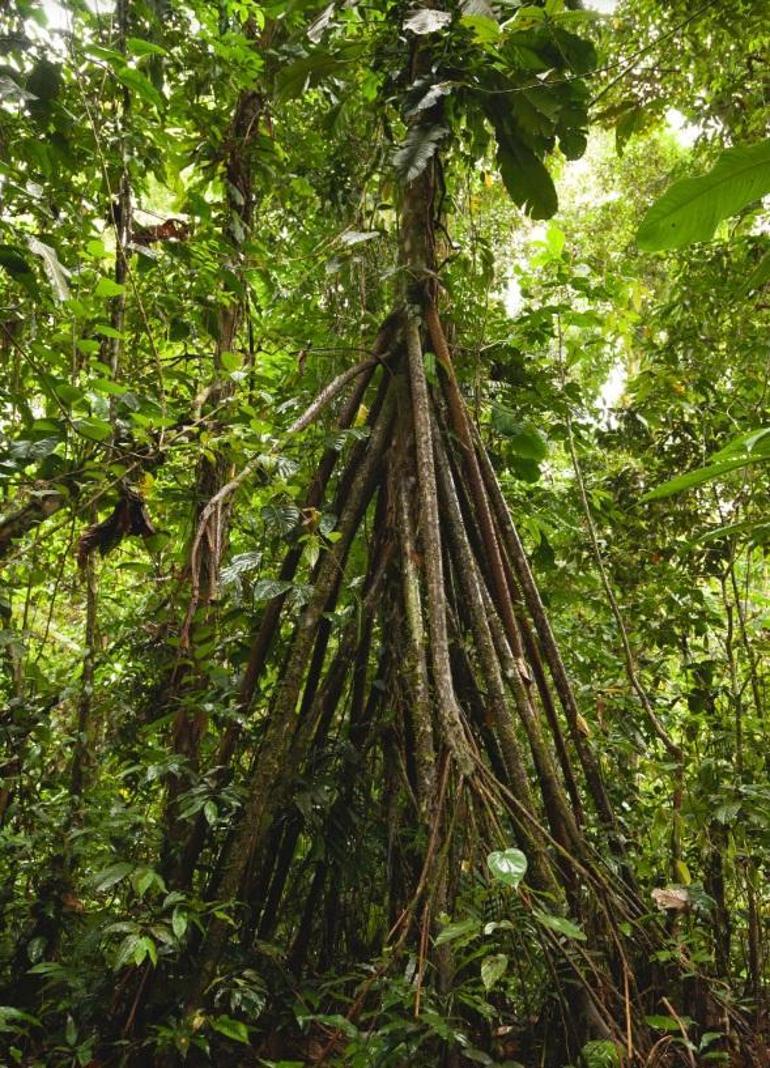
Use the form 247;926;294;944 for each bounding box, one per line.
287;357;375;434
0;490;70;563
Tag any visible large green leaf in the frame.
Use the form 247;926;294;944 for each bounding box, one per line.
637;139;770;251
393;123;449;183
496;134;557;220
434;916;481;946
641;456;756;501
550;26;596;75
644;1014;684;1032
92;862;133;891
486;848;527;887
491;408;547;459
533;909;587;941
116;65;164;109
211;1015;250;1044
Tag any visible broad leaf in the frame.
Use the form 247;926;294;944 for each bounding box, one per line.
252;578;294;601
221;551;263;586
480;953;508;991
460;14;500;43
711;427;770;460
92;862;133;891
486;848;527;888
637;139;770;251
434;917;481;946
491;408;547;459
116;66;164;109
393;124;449;183
645;1014;684;1032
74;418;112;442
0;74;37;103
275;48;361;102
95;276;126;298
211;1015;250;1044
580;1040;621;1067
550;26;596;75
496;136;558;220
533;909;587;941
127;37;167;57
404;81;453;119
172;908;188;939
27;236;71;301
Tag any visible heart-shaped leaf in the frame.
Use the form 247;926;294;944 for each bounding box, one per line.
486;848;527;888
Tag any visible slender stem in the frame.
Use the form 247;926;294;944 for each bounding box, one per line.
562;381;682;762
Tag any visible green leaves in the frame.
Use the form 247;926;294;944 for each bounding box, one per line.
92;862;133;892
485;853;585;943
434;917;481;946
94;277;126;298
126;37;167;58
486;848;527;888
480;953;508;991
637;139;770;251
550;26;596;77
211;1015;250;1044
115;66;164;109
74;418;112;442
171;908;188;939
481;93;557;219
252;578;294;601
496;136;558;220
490;409;547;460
744;247;770;294
393;124;449;183
580;1040;621;1067
642;428;770;500
533;909;587;942
645;1014;684;1032
275;46;362;102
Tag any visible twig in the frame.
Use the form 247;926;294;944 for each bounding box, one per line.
660;997;696;1068
287;357;375;434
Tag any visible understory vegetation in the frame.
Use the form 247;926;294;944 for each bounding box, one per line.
1;0;769;1064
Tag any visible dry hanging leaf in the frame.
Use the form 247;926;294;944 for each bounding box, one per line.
651;886;690;911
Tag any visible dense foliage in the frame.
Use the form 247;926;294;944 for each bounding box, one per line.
1;0;769;1065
